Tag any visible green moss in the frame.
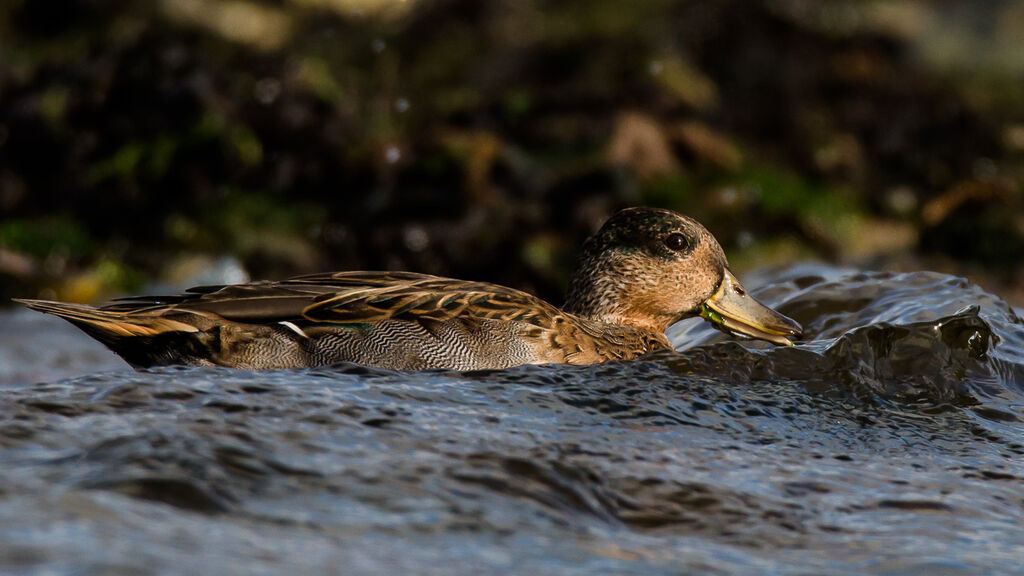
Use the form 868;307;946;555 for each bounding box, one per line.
87;143;144;184
163;213;208;247
735;164;862;227
539;0;670;41
148;136;178;177
93;258;145;292
193;113;227;140
955;71;1024;118
230;125;263;167
0;214;95;259
521;235;555;272
653;58;719;111
726;236;819;275
88;115;266;185
297;56;344;103
199;191;326;258
37;86;70;129
86;134;186;184
640;173;696;210
502;89;533;122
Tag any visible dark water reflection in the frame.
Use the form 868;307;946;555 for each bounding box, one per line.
2;264;1024;575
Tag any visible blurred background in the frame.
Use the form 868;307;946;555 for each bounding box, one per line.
1;0;1023;306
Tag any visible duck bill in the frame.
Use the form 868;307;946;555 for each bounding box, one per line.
700;269;802;346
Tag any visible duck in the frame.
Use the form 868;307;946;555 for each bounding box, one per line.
15;207;801;371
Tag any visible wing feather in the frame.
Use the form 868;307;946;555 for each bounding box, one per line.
301;274;561;328
95;271;563;329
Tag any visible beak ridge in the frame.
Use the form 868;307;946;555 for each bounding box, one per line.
700;270;802;346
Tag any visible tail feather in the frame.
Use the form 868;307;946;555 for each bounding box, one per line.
13;299;199;338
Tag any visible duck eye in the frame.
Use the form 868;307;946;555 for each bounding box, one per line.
663;232;689;252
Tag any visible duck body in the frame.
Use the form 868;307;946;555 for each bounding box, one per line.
19;271;669;370
16;208;801;371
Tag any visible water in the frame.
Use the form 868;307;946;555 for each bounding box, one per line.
2;264;1024;575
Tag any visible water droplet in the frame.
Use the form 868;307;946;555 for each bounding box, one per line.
394;98;409;113
323;223;349;244
887;187;917;216
403;226;430;252
648;60;663;76
385;145;401;164
372;38;386;53
972;157;997;179
966;330;988;358
254;78;281;105
719;187;739;205
737;230;754;249
43;252;67;276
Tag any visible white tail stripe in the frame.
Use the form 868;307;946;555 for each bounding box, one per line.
278;321;309;339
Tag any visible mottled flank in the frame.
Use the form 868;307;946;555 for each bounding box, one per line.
16;208;800;370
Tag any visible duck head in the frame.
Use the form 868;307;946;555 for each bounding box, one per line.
564;207;801;345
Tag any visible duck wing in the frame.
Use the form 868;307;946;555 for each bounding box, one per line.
102;282;337;322
296;271;562;327
102;271;563;328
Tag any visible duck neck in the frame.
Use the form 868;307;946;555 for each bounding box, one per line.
563;258;670;335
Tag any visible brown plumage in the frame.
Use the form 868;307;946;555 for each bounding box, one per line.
15;208;802;370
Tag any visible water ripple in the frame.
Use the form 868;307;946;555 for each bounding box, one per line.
2;265;1024;574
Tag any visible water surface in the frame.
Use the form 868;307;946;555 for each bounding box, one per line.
2;264;1023;575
